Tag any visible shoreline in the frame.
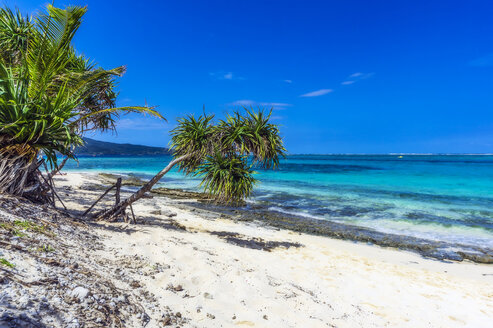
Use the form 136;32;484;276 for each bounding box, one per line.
75;170;493;264
2;171;492;327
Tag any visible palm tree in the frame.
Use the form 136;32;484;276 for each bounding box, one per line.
97;108;285;220
0;7;32;65
0;5;163;202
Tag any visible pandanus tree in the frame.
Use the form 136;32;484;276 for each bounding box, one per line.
97;108;285;220
0;5;163;202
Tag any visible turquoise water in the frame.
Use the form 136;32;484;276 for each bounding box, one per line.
64;155;493;250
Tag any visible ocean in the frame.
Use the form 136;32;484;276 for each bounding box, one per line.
64;154;493;259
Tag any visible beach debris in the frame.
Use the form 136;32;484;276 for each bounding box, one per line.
173;284;183;292
203;292;214;299
167;283;184;292
130;280;141;288
0;194;188;327
68;286;90;301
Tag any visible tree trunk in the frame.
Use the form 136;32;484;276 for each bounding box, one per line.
0;150;51;203
96;154;191;220
47;156;69;180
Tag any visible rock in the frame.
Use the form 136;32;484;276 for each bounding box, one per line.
68;286;90;300
203;292;213;299
130;280;141;288
161;315;171;325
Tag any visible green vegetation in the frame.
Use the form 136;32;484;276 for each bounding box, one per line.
13;220;46;233
0;4;285;221
0;258;14;268
0;5;163;202
0;220;52;237
37;244;55;253
98;109;285;220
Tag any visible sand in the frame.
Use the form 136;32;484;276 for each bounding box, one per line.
55;172;493;327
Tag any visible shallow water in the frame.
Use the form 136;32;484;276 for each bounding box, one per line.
64;155;493;251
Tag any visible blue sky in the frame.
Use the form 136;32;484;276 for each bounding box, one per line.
6;0;493;153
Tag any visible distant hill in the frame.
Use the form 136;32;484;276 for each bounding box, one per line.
76;138;170;156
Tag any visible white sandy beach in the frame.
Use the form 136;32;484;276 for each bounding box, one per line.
54;172;493;328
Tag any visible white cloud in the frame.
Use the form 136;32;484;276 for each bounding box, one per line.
300;89;333;97
210;71;244;80
341;72;374;85
229;99;256;106
228;99;292;110
350;72;363;78
284;79;293;83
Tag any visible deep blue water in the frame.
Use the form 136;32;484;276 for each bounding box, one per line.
64;155;493;249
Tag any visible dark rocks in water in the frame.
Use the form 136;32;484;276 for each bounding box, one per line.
98;173;145;187
210;231;303;252
457;251;493;264
152;187;248;206
180;202;493;264
151;187;212;201
81;182;110;191
239;211;493;264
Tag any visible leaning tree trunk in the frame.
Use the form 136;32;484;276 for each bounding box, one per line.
96;154;191;220
47;156;69;180
0;148;52;203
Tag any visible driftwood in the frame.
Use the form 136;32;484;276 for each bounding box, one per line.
96;154;191;221
115;178;122;205
41;161;56;205
83;177;135;222
129;204;137;224
47;156;69;180
39;167;67;210
82;184;116;217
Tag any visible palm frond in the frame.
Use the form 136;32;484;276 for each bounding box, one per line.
170;113;215;174
0;4;165;171
0;7;32;65
216;107;286;168
196;152;257;205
